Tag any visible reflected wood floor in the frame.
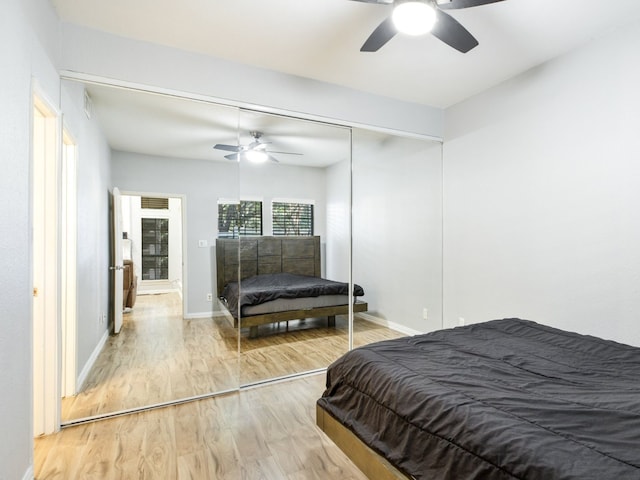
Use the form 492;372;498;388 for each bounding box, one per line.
36;374;369;479
63;292;405;421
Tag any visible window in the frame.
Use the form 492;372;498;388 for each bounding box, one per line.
272;201;314;236
218;200;263;238
141;218;169;280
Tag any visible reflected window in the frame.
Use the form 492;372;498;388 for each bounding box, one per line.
141;218;169;280
272;201;314;236
218;200;263;238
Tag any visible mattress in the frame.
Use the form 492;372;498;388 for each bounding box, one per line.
242;294;350;315
317;318;640;479
221;272;364;318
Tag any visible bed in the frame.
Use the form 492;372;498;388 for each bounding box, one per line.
216;236;367;338
316;318;640;479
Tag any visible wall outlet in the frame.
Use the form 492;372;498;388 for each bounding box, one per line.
102;313;107;325
458;317;465;326
422;308;428;321
206;293;213;301
198;239;208;248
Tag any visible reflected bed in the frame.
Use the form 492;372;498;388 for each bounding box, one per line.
317;318;640;479
216;236;367;338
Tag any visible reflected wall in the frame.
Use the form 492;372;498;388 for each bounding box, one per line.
352;129;443;342
236;110;352;386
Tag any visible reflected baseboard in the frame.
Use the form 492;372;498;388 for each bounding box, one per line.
357;313;423;337
22;466;34;480
76;329;109;392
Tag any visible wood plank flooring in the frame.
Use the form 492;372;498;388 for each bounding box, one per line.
63;292;405;421
35;374;369;479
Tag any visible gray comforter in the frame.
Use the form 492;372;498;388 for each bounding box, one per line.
318;318;640;479
221;272;364;318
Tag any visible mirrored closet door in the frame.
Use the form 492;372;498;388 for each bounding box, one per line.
235;109;353;386
58;75;445;424
60;79;242;422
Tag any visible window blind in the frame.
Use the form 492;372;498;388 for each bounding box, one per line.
272;202;313;236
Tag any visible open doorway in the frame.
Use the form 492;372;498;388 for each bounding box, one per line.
120;194;184;301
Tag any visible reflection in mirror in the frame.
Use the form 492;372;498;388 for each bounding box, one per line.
352;128;443;347
226;110;354;385
59;79;241;422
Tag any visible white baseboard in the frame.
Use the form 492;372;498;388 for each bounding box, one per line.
357;312;423;336
76;329;109;390
22;465;34;480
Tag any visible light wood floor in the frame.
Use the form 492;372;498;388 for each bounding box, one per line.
63;292;405;421
36;374;369;479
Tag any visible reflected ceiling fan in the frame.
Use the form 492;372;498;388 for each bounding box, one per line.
213;131;303;164
352;0;505;53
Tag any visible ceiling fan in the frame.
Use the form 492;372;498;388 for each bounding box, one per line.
351;0;505;53
213;131;303;164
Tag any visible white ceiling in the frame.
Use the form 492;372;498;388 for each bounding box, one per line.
77;82;354;167
52;0;640;108
54;0;640;165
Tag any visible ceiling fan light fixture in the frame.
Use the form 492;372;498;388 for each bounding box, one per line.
392;1;437;36
245;149;269;163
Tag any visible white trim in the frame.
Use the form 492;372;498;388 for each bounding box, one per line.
60;128;78;398
217;197;240;205
357;312;424;337
22;466;34;480
58;71;444;143
76;330;109;391
272;197;315;205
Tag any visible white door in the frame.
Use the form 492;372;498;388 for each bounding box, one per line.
111;187;124;334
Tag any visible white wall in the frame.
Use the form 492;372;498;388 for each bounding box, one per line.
60;80;113;376
325;158;351;282
352;130;443;333
0;0;60;478
443;19;640;345
58;23;444;140
112;151;328;316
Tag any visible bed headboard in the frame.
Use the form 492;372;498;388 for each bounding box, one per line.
216;236;321;297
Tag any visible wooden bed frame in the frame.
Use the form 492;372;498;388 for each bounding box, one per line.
316;404;411;480
216;236;367;337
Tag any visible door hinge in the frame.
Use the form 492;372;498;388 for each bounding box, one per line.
33;287;39;297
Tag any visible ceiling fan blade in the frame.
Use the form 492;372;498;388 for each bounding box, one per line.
432;9;478;53
267;155;280;164
437;0;505;10
214;144;240;152
224;153;239;161
361;17;397;52
266;150;303;156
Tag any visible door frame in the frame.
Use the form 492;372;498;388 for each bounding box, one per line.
32;84;62;436
60;128;78;397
